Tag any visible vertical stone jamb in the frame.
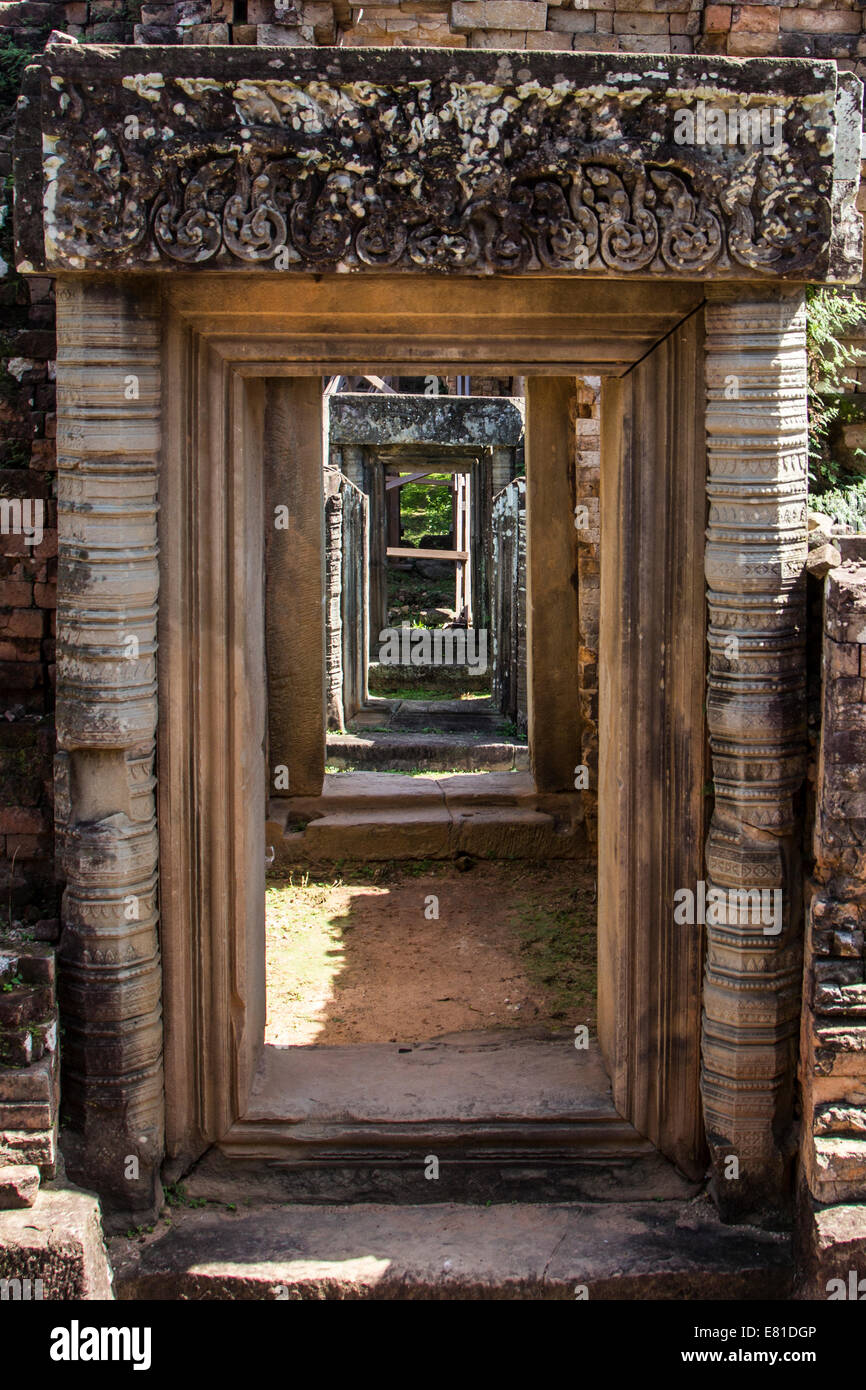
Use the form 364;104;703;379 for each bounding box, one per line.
491;444;513;495
264;378;327;797
54;279;164;1220
703;287;808;1222
325;474;345;732
525;377;581;793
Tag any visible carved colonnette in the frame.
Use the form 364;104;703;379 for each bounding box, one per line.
54;280;164;1218
703;287;809;1222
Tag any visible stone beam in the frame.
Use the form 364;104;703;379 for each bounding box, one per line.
329;395;525;448
702;286;808;1225
14;49;862;283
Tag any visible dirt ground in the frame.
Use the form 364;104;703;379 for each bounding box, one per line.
265;861;596;1046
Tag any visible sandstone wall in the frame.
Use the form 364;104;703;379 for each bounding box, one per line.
801;549;866;1208
3;0;866;1223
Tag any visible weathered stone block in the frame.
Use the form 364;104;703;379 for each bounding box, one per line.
525;30;574;46
808;543;843;578
726;29;778;52
731;3;779;32
0;1128;55;1169
782;9;860;31
669;13;700;34
0;1187;113;1299
614;0;689;10
827;638;861;678
451;0;547;28
548;9;596;29
615;32;672;48
613;13;670;31
0;1163;39;1209
572;33;629;48
799;1200;866;1298
182;20;231;39
255;20;316;39
13;48;863;285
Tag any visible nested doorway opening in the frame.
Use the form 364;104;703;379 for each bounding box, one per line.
155;274;708;1191
262;364;598;1171
321;374;528;776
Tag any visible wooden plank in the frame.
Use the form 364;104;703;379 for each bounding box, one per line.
363;374;397;393
385;469;438;490
386;546;467;561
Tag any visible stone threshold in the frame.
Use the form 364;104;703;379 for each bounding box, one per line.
267;771;588;862
326;731;530;772
208;1036;695;1204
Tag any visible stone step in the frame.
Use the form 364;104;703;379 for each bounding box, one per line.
111;1196;793;1301
388;708;504;733
268;772;588;862
327;732;530;773
0;984;52;1029
368;662;491;696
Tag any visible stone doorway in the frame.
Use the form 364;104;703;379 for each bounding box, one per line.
322;380;527;774
18;44;860;1222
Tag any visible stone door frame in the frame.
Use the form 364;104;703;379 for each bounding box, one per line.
54;272;724;1215
25;46;860;1219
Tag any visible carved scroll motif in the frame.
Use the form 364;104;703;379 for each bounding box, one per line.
44;75;831;277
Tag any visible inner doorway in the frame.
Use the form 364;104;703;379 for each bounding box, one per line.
322;373;529;777
154;273;707;1192
263;366;596;1187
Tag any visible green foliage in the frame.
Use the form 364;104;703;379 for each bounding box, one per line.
162;1181;209;1210
386;565;454;628
0;33;43;116
399;476;453;545
806;285;866;491
811;476;866;531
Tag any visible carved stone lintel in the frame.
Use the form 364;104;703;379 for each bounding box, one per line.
702;286;808;1224
55;280;164;1220
14;48;862;283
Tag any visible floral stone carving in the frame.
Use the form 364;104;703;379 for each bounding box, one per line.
14;48;862;281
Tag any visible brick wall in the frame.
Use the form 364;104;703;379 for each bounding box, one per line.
117;0;866;73
0;4;71;919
